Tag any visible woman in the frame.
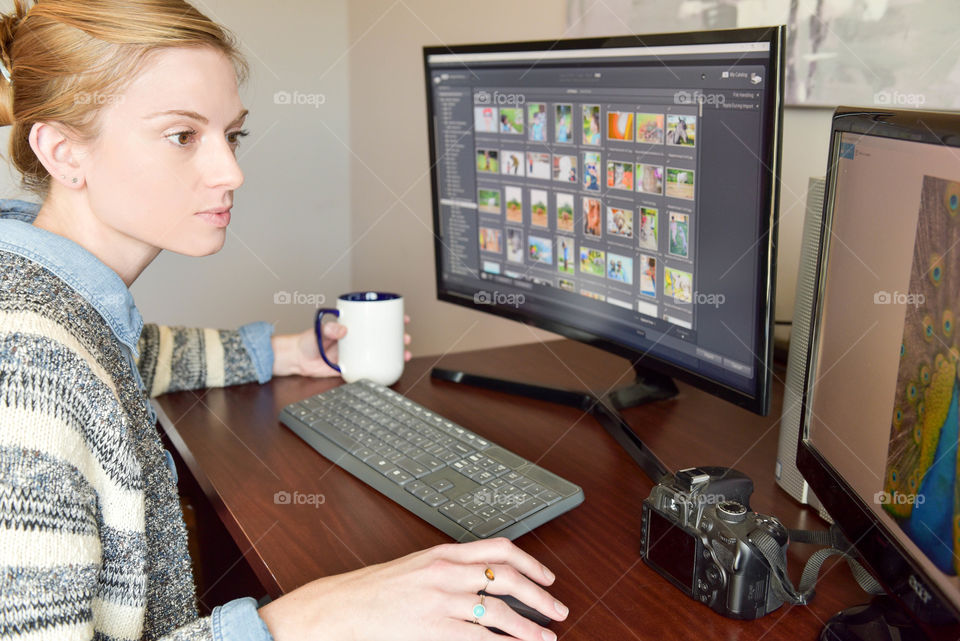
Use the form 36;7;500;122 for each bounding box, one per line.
0;1;567;640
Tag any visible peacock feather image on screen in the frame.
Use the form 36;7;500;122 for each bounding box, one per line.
884;175;960;575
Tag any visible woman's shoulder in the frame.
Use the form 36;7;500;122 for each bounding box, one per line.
1;248;123;370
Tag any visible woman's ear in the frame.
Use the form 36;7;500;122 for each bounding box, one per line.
28;121;85;189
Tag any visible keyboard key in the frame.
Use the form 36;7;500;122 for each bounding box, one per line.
502;471;523;483
405;480;427;495
437;451;461;464
439;502;473;523
412;486;435;501
477;457;497;470
451;443;473;456
461;464;482;478
474;471;495;484
385;469;413;485
487;478;507;490
504;497;546;520
353;447;376;462
396;458;429;478
471;514;514;538
414;453;445;471
474;505;500;520
460;514;485;531
512;476;534;490
371;459;396;476
430;478;455;493
526;483;547;496
424;493;448;507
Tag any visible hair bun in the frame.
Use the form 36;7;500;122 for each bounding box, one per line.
0;1;26;127
0;1;28;68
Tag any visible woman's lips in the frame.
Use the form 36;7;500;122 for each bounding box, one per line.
196;208;231;227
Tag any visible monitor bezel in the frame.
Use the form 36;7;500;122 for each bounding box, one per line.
423;26;785;416
796;107;960;629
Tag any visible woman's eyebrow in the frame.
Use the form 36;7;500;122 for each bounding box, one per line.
144;108;248;127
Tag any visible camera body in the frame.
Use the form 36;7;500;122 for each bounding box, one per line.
640;467;788;620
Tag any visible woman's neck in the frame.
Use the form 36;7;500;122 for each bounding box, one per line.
32;190;160;287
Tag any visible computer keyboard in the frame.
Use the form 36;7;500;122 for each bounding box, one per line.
278;380;584;541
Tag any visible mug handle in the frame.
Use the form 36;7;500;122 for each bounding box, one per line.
314;308;341;373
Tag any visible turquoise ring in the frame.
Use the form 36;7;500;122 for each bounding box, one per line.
472;592;487;623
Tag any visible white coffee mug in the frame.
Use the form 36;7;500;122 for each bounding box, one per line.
315;292;404;386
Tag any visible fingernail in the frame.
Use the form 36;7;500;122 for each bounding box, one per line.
554;601;568;617
543;566;554;582
541;630;557;641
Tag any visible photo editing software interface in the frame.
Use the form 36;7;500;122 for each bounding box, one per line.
426;38;778;395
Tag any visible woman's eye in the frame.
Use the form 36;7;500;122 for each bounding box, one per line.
227;129;250;146
166;130;196;146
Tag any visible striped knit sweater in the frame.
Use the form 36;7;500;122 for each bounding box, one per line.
0;244;270;638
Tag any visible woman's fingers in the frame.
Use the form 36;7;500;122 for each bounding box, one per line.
435;539;555;587
446;592;556;641
444;562;567;622
321;321;346;341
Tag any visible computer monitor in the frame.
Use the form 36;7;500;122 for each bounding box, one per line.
797;107;960;638
423;27;784;420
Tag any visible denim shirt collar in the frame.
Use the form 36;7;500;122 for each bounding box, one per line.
0;199;144;356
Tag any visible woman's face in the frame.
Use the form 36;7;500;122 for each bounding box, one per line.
80;46;247;257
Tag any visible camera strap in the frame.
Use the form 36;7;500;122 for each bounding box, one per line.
752;524;884;606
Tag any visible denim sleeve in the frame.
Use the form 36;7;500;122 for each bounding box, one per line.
212;597;274;641
237;321;275;384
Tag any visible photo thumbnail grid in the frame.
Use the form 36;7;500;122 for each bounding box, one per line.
473;98;698;328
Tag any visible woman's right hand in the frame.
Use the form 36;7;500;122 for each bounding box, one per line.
257;537;568;641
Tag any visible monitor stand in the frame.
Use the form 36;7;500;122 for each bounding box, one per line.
430;361;677;484
820;597;927;641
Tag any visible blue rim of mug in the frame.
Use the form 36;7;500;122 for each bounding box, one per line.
339;292;401;302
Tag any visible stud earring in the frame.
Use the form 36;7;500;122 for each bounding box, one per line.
72;177;78;184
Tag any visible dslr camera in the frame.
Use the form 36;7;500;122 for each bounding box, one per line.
640;467;788;620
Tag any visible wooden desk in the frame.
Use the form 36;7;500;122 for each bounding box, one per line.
154;339;864;640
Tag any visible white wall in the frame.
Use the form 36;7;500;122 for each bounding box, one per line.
0;0;352;335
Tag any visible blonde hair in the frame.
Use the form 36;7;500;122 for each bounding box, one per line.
0;0;248;194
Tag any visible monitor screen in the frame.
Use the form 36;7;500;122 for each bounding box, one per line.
423;28;783;413
800;109;960;626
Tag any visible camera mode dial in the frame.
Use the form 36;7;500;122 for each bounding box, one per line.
717;500;747;523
